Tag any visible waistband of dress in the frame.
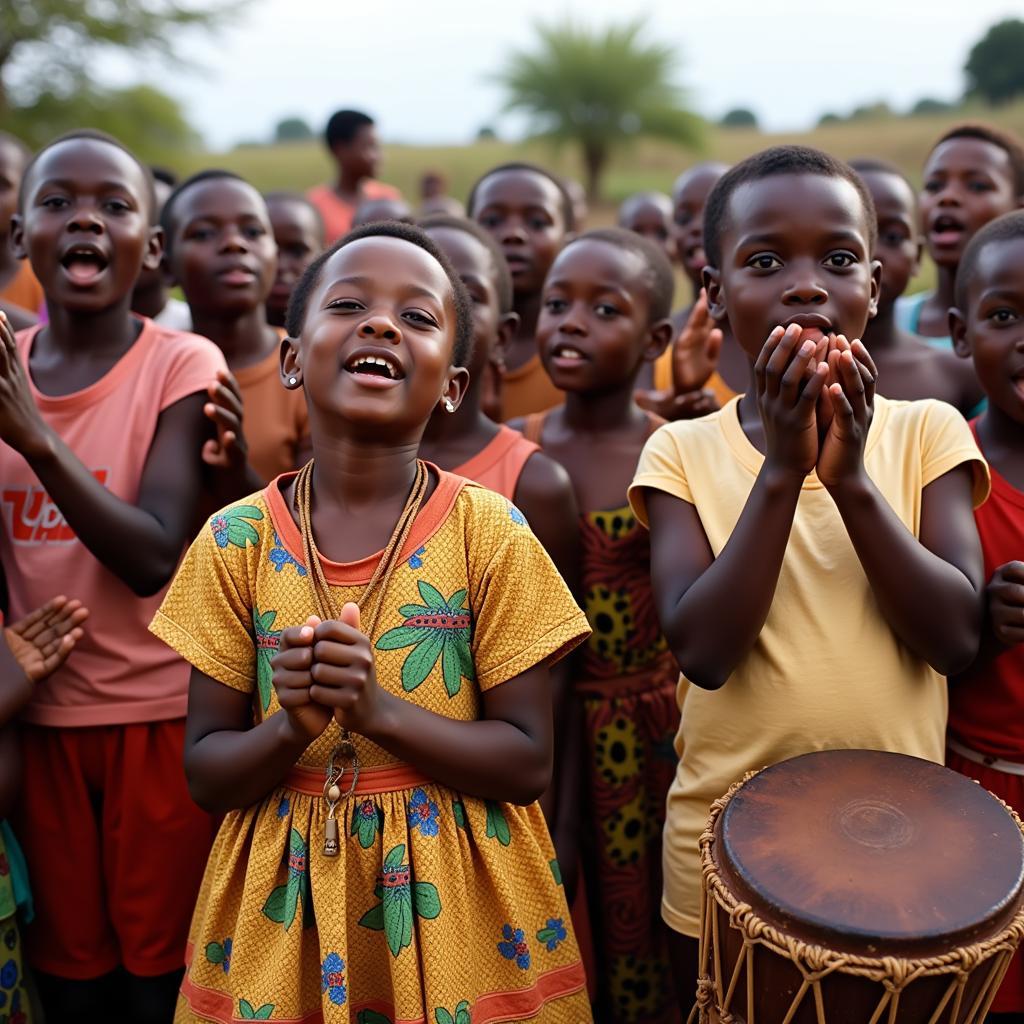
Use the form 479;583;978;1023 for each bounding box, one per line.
283;761;432;797
948;736;1024;776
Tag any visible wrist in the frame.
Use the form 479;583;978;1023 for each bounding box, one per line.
275;710;315;755
359;688;401;744
19;421;58;464
760;460;807;494
824;469;873;502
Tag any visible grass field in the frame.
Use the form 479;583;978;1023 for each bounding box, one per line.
177;100;1024;296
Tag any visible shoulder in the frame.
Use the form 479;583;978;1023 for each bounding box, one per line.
144;322;226;375
515;449;573;507
205;491;275;555
645;401;732;455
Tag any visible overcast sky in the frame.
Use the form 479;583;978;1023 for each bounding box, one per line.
133;0;1021;149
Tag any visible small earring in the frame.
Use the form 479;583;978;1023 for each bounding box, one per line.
288;376;298;386
444;398;455;413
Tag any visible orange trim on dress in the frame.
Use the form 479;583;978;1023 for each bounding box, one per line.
283;761;431;797
263;465;465;585
452;425;540;502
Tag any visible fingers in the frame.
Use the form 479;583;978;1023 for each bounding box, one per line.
830;349;867;423
754;326;787;398
206;379;244;418
999;561;1024;585
204;401;242;437
705;327;724;365
277;617;320;654
799;362;829;407
779;339;817;406
762;325;803;400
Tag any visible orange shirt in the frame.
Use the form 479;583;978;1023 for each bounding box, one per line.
0;319;226;727
0;262;44;317
452;425;539;501
306;180;402;243
234;347;309;482
652;349;739;407
501;353;564;422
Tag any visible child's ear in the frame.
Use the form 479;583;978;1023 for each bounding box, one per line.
643;318;674;363
143;225;164;273
703;267;727;322
440;366;471;413
867;259;882;320
949;307;972;360
280;335;303;388
492;312;518;374
9;215;26;261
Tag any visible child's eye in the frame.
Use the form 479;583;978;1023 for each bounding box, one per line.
326;298;364;312
989;308;1019;325
881;230;908;247
594;303;620;318
528;216;551;231
404;310;439;328
478;214;501;229
543;298;567;313
922;178;943;193
746;253;781;271
104;198;132;214
40;195;69;210
825;252;857;268
244;225;267;239
186;226;215;242
675;211;693;226
968;180;995;193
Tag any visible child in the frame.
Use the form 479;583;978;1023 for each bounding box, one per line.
3;130;227;1022
306;109;402;244
946;210;1024;1018
850;158;984;415
150;221;593;1022
897;123;1024;349
629;145;988;1009
0;133;43;326
351;196;415;228
514;228;682;1024
419;170;464;217
564;178;589;232
162;170;310;487
130;167;193;331
618;192;675;261
0;588;88;1023
469;162;576;420
265;191;325;329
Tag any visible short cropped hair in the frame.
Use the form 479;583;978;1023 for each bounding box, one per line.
562;227;675;322
264;190;326;246
0;132;31;164
324;110;374;149
285;221;475;367
930;123;1024;198
848;157;915;196
703;145;877;269
955;210;1024;310
150;165;178;188
421;213;514;314
17;129;157;223
160;169;252;255
466;162;576;232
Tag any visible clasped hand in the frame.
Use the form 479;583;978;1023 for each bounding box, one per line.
756;324;877;488
271;603;383;743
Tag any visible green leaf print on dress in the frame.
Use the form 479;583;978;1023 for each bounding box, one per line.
357;1012;394;1024
484;802;511;846
358;843;442;957
211;505;264;549
435;1003;471;1024
376;582;473;696
253;608;281;712
350;799;384;849
239;1000;275;1019
261;828;311;930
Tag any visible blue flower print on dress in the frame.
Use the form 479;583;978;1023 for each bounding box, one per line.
408;788;440;837
508;504;526;525
321;952;347;1006
204;937;232;973
276;796;290;818
536;917;567;951
0;957;16;989
408;546;426;569
498;924;531;969
269;532;308;576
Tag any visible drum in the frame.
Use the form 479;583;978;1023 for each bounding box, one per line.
696;749;1024;1024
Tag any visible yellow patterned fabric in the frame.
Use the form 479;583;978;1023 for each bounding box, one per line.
151;470;592;1024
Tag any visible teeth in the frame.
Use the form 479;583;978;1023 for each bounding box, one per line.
348;355;398;378
556;347;583;360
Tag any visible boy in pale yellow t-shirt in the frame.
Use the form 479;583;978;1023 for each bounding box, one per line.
627;146;989;1012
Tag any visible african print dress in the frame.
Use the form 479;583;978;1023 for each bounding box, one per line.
578;506;681;1024
150;470;593;1024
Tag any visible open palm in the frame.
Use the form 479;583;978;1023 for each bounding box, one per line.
6;596;88;683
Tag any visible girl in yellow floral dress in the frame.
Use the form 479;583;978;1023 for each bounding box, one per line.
150;222;592;1024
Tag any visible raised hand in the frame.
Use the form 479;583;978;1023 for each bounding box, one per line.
986;562;1024;648
672;289;724;394
6;595;89;683
203;369;250;472
756;324;828;480
272;615;333;743
635;386;720;421
0;311;51;457
816;337;877;489
308;603;385;735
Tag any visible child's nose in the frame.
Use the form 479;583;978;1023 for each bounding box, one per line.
220;228;250;252
68;206;104;234
782;276;828;305
359;316;400;342
501;221;528;244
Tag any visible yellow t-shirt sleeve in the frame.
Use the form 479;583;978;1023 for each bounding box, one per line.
628;423;694;527
467;490;590;691
149;506;259;694
917;400;990;507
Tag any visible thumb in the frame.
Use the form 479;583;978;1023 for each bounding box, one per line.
339;602;361;632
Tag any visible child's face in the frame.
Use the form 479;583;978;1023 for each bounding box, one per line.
619;196;674;261
425;226;504;381
285;237;462;435
953;237;1024;425
13;138;160;314
861;170;920;311
673;165;726;286
333;125;380;180
537;239;663;393
473;170;567;297
0;139;27;244
920;138;1018;269
169;179;277;318
267;197;323;323
707;173;879;360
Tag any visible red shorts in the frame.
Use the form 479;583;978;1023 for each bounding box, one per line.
946;747;1024;1014
16;720;215;980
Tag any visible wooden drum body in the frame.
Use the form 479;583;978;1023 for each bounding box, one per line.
697;750;1024;1024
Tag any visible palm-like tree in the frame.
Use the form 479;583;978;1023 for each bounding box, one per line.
497;18;703;200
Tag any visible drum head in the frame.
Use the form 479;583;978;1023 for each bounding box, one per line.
717;749;1024;956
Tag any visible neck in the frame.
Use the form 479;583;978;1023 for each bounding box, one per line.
42;299;140;357
514;290;542;341
131;282;168;321
934;263;958;309
976;404;1024;463
0;240;16;277
419;385;498;460
189;306;275;367
335;167;365;197
309;433;421;513
862;302;899;351
562;379;646;434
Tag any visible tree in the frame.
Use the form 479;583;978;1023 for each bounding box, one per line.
0;0;237;113
965;19;1024;104
910;97;955;117
497;18;703;200
817;113;843;127
849;101;894;121
274;117;313;143
720;108;758;129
